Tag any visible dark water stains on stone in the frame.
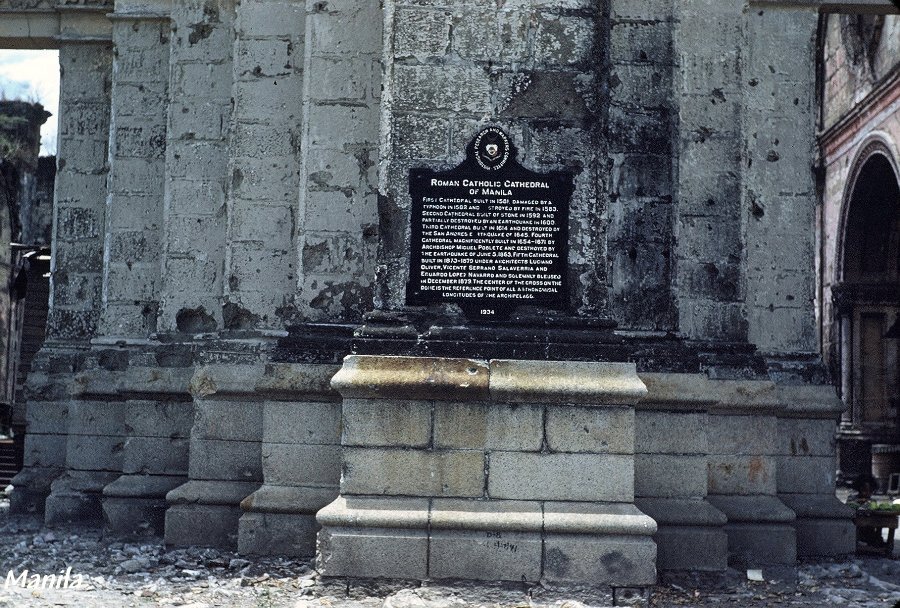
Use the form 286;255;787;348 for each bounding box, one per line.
175;306;217;333
98;349;129;371
223;301;260;330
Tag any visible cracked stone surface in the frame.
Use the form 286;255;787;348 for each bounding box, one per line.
1;498;899;607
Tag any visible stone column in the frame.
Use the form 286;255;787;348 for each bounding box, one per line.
317;357;657;589
606;0;677;330
375;0;607;317
99;11;169;339
38;40;114;524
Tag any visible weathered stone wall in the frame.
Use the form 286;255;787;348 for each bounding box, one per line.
820;14;900;367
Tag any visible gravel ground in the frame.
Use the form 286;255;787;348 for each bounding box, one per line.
1;498;899;608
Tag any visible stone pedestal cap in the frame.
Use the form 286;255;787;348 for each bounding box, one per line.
330;356;647;405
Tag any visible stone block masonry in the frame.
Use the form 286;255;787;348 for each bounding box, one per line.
317;356;658;587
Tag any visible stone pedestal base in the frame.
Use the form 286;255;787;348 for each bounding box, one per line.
45;471;118;526
103;474;185;535
780;494;855;557
318;497;657;585
636;498;728;571
165;480;258;549
9;467;60;516
238;485;337;556
707;495;797;567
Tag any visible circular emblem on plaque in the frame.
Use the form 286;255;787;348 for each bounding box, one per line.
474;127;510;171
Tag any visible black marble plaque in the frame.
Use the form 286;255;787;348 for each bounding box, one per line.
406;127;573;322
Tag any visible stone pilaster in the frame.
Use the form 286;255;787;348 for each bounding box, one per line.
158;0;235;332
742;7;820;352
294;0;381;323
673;0;747;340
99;11;169;338
36;40;114;524
223;0;304;329
376;0;607;318
317;356;657;587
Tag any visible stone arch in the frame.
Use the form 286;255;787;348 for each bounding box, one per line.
833;134;900;487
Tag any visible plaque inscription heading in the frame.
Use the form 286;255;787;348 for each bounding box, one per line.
406;127;573;322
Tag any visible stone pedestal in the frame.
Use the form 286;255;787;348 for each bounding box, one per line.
165;364;264;549
102;364;194;535
317;356;657;587
237;363;342;556
634;406;728;572
776;386;854;558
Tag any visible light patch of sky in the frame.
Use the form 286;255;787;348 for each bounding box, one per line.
0;49;60;156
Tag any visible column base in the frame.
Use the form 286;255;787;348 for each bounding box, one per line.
102;474;185;535
780;494;855;558
706;495;797;567
165;480;259;549
636;498;728;572
9;467;61;516
238;485;338;556
45;471;119;526
317;496;657;586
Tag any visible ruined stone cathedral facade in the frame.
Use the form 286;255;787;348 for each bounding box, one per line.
2;0;898;588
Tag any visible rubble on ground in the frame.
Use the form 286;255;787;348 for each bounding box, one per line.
1;498;898;608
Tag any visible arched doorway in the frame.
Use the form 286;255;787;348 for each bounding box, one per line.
834;146;900;490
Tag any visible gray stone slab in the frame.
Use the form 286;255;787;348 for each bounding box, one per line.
264;401;341;445
794;517;854;558
706;414;777;455
66;434;125;472
775;456;837;494
103;496;168;536
123;400;193;438
342;448;484;498
543;534;657;586
188;438;262;482
723;523;797;567
488;452;633;502
635;411;707;455
237;511;319;557
192;400;263;442
428;530;542;581
317;527;428;579
707;455;777;495
67;400;125;436
122;436;189;476
24;400;69;435
23;433;67;468
342;399;432;448
776;418;837;457
262;444;341;487
165;504;242;549
433;402;543;451
635;454;707;498
654;526;728;572
545;406;634;454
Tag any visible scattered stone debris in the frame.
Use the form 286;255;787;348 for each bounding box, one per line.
1;498;898;607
